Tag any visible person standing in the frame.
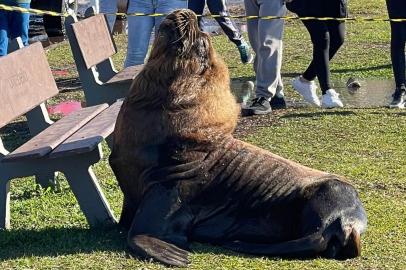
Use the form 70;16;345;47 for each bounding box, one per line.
386;0;406;108
289;0;346;108
243;0;287;114
0;0;31;56
100;0;187;67
188;0;253;64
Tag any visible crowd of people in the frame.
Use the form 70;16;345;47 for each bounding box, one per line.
0;0;405;110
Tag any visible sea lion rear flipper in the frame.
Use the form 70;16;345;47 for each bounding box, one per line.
222;233;327;257
127;183;192;267
128;234;190;267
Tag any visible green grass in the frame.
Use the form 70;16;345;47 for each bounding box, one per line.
1;0;406;269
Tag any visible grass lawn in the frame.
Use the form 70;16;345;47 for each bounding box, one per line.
1;0;405;269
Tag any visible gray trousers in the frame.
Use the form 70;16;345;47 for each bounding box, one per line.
244;0;286;99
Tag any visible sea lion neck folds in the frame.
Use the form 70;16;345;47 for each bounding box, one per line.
109;9;367;267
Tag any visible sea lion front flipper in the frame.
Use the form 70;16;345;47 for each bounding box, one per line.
127;183;192;267
129;235;190;267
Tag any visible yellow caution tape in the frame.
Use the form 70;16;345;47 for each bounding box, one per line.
1;3;406;22
0;4;67;17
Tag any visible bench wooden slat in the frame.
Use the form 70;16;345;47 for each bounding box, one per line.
3;104;109;162
50;100;123;158
0;42;59;128
72;14;117;69
104;64;143;85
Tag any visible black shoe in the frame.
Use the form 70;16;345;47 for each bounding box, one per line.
244;97;272;115
389;87;406;109
270;95;287;110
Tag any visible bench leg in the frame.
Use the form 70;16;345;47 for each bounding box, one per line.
0;178;10;229
105;134;113;150
25;104;57;189
63;165;116;227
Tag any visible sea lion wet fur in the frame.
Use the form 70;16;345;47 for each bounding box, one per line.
109;9;367;267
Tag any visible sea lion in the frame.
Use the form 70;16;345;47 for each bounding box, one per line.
109;9;367;267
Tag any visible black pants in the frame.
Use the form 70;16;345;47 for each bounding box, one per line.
302;20;345;94
43;15;64;37
188;0;243;46
31;0;64;37
389;22;406;88
386;0;406;88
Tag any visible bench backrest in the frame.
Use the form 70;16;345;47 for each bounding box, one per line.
0;42;58;128
71;14;117;69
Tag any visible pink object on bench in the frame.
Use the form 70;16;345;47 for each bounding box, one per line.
47;101;83;116
52;69;70;77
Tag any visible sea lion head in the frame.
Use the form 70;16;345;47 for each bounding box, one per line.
148;9;214;74
127;9;239;142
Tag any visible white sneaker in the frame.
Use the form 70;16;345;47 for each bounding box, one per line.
322;89;344;108
291;76;321;107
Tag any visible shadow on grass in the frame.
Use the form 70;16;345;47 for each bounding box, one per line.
0;228;332;263
0;227;269;263
232;74;301;82
331;64;391;74
232;76;256;82
191;243;314;262
0;120;30;152
367;110;406;116
281;110;357;119
0;226;127;260
55;77;82;93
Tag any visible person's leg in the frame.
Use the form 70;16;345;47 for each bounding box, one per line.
293;20;345;108
301;20;331;94
125;0;155;67
99;0;118;32
390;22;406;89
301;21;345;92
0;10;9;56
290;20;325;106
206;0;242;46
242;0;285;114
43;15;64;38
388;21;406;108
187;0;205;30
244;0;259;70
321;21;345;108
255;0;286;100
42;0;64;38
207;0;252;63
9;3;30;46
326;21;345;59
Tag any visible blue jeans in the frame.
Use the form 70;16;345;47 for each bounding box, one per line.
0;3;30;56
99;0;117;32
125;0;187;67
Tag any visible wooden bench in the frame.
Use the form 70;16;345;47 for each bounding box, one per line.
65;7;143;107
0;42;121;229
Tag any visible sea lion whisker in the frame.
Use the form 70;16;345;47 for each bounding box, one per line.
172;31;188;45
